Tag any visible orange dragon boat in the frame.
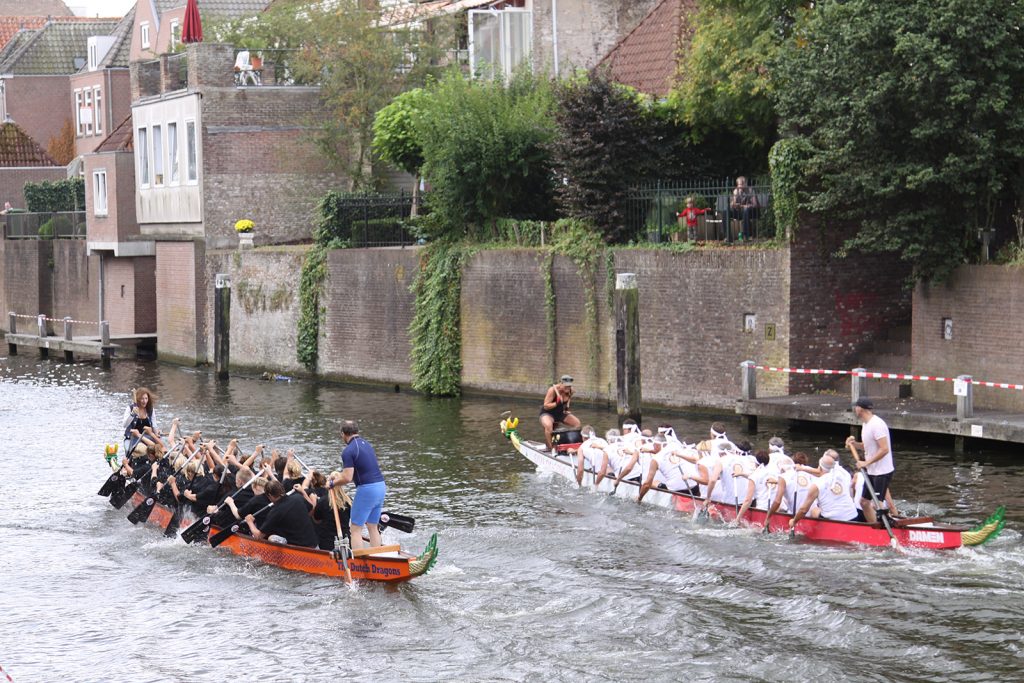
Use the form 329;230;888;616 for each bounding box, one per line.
116;489;438;583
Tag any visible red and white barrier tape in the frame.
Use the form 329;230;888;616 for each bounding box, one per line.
10;313;97;326
1;663;13;682
753;365;1023;390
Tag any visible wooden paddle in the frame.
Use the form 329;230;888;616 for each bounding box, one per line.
329;482;353;584
127;443;189;525
208;490;296;548
180;472;260;544
847;441;898;548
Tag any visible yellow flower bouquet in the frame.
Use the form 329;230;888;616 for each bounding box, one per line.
234;219;255;233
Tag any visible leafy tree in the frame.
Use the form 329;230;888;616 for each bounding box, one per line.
549;72;692;242
210;0;453;187
373;87;429;177
675;0;811;152
413;72;558;237
46;119;76;166
773;0;1024;282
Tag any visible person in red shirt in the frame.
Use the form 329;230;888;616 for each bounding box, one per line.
676;196;708;242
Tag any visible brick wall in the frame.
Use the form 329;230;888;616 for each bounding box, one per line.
203;247;306;374
532;0;663;72
155;240;204;364
913;265;1024;411
786;221;912;393
85;151;140;244
318;247;419;383
6;75;71;155
0;167;66;210
50;240;98;324
102;255;156;335
2;240;49;320
199;86;347;249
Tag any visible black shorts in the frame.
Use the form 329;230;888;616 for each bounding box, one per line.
864;472;894;503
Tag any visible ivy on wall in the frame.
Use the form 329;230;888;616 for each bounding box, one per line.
768;137;811;241
24;178;85;212
409;240;466;396
296;243;328;371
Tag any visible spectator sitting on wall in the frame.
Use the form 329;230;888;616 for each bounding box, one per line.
729;176;759;242
676;196;708;243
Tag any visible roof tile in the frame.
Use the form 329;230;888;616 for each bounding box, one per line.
597;0;699;97
0;17;119;75
94;115;133;153
0;121;58;166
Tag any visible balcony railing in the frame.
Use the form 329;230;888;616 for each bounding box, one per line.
3;211;87;240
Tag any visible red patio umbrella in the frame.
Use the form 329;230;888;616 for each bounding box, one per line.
181;0;203;43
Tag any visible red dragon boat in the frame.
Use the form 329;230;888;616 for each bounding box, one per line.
120;490;438;583
501;417;1005;550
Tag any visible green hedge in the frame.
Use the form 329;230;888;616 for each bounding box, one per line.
24;178;85;213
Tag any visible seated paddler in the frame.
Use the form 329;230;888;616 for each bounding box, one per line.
540;374;582;452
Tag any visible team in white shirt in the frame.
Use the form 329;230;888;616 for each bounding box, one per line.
571;421;891;526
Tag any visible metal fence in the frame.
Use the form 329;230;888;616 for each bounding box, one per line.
321;191;422;247
3;212;87;239
625;178;773;243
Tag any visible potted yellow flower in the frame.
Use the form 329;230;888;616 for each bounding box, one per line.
235;219;255;249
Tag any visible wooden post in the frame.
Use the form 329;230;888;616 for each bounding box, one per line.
614;273;641;425
740;360;757;433
100;321;111;369
956;375;973;451
37;314;47;359
214;273;231;380
63;316;74;362
850;367;866;437
8;312;16;355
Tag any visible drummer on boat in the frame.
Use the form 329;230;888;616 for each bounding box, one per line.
540;374;581;453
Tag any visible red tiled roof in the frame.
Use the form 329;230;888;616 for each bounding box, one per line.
597;0;699;97
0;16;111;53
0;122;58;167
94;115;133;153
0;0;72;15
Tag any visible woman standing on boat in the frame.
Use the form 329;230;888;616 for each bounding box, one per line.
337;421;386;551
540;375;581;452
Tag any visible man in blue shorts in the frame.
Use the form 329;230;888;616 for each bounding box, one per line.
337;420;386;550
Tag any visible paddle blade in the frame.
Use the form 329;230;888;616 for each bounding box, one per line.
379;511;415;534
180;516;212;544
109;481;137;509
127;496;156;524
209;524;241;548
164;508;182;538
98;473;124;497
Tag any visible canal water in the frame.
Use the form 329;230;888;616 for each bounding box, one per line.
1;355;1021;682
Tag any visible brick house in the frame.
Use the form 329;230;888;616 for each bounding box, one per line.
128;40;346;364
0;121;64;209
0;18;120;161
83;115;156;336
70;9;135;159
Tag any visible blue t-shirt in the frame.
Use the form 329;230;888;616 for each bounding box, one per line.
341;437;384;487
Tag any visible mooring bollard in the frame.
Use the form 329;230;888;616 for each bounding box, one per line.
614;273;641;425
214;273;231;380
7;312;16;355
37;314;47;359
100;320;111;369
956;375;973;421
63;316;74;362
740;360;757;433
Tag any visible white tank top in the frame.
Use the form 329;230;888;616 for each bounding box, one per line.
783;470;815;516
579;438;608;470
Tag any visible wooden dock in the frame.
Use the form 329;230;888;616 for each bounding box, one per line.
736;394;1024;446
736;360;1024;450
5;313;155;367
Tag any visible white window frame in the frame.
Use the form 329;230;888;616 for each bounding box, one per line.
137;127;150;187
170;20;180;49
83;88;93;135
468;9;533;80
88;43;98;70
93;86;103;136
92;169;108;216
74;90;84;136
185;119;198;184
168;121;179;185
152;124;164;186
141;22;151;50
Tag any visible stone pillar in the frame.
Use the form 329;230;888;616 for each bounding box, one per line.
63;316;74;362
8;312;16;355
740;360;757;433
